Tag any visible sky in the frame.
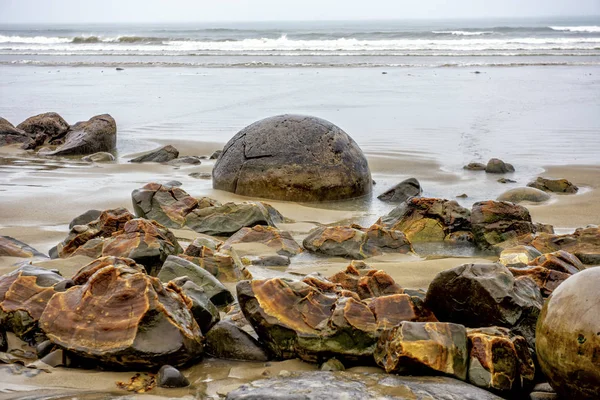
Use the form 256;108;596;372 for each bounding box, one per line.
1;0;599;24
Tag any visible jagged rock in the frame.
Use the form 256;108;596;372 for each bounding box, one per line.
68;209;102;229
467;327;535;392
213;114;372;202
528;250;583;274
464;162;486;171
157;255;233;306
507;266;571;297
157;365;189;388
527;177;578;194
379;197;471;242
226;371;505;400
46;114;116;156
377;177;422;203
374;321;468;380
497;187;551;203
205;320;269;361
486;158;515;174
237;263;436;362
0;265;64;341
302;224;413;259
167;156;202;166
180;245;250;283
0;236;47;258
530;226;600;265
39;259;204;368
471;201;535;250
499;246;543;268
81;152;115;162
130;145;179;163
17;112;69;149
221;225;303;257
0;117;32;147
536;268;600;400
425;263;543;350
167;277;220;334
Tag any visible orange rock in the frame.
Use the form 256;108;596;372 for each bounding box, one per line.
221;225;302;257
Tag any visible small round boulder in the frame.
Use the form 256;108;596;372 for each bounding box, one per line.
536;267;600;400
212;115;372;202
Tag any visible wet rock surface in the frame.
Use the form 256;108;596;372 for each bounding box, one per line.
213;114;372;202
0;236;47;258
205;320;269;361
222;225;303;257
377;177;422;203
485;158;515;174
531;226;600;265
167;277;220;334
129;145;179;163
471;200;535;250
527;177;578;194
463;162;487;171
17;112;70;149
46;114;117;156
157;365;190;388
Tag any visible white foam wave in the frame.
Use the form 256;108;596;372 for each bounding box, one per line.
432;30;493;36
549;26;600;33
0;35;71;44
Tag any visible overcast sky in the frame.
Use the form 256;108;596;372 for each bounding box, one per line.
1;0;599;24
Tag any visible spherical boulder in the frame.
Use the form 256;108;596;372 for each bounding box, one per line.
536;267;600;400
212;115;372;202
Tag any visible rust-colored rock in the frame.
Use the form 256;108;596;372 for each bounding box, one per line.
471;201;535;250
303;224;413;259
374;321;468;380
39;260;203;368
508;266;571;297
180;245;249;283
531;226;600;265
467;327;535;392
325;262;403;300
0;236;47;258
221;225;302;257
0;265;64;341
528;250;583;274
379;198;471;242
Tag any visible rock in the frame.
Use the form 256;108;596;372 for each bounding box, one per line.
486;158;515;174
209;149;222;159
302;224;413;260
180;246;250;284
116;67;124;71
213;114;372;202
221;225;303;257
185;236;223;253
237;263;437;362
467;327;535;392
17;112;69;148
189;172;212;179
379;197;471;242
321;358;345;371
168;156;202;166
425;263;543;350
456;193;468;198
81;152;115;162
226;371;505;400
36;340;56;359
68;209;102;229
499;246;543;268
527;177;578;194
0;265;64;341
498;178;517;183
157;365;189;388
39;259;204;368
377;177;422;203
536;268;600;400
507;266;571;297
0;236;47;258
157;255;233;306
464;162;486;171
167;277;220;334
375;321;468;380
531;226;600;265
0;117;32;147
241;255;290;267
130;145;179;163
47;114;117;156
0;330;7;352
205;320;269;361
534;222;555;234
497;187;551;203
528;250;583;274
471;200;535;250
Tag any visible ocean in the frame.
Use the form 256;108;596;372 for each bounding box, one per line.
1;17;600;68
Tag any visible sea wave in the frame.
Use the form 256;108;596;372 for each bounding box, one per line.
432;31;494;36
0;35;71;44
549;26;600;33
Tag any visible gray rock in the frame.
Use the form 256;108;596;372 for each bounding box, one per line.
463;162;486;171
498;178;517;184
242;255;291;267
225;371;504;400
168;156;203;166
0;117;32;147
158;255;233;306
47;114;116;156
17;112;69;147
48;245;59;259
527;177;578;194
130;145;179;163
213;114;372;202
485;158;515;174
209;149;222;159
157;365;189;388
68;209;102;229
205;320;269;361
189;172;212;179
169;277;220;334
0;236;48;258
81;152;115;162
377;177;422;203
497;187;551;203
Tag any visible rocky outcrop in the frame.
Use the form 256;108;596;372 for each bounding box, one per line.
212;114;372;202
129;145;179;163
485;158;515;174
379;198;471;242
46;114;116;156
377;177;422;203
527;177;578;194
470;201;535;250
0;117;32;147
530;226;600;265
0;236;47;258
497;187;551;203
425;263;543;350
221;225;303;257
17;112;70;149
374;321;468;380
302;224;413;259
536;268;600;400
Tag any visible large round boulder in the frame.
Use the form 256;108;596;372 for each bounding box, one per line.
212;115;372;202
536;268;600;400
